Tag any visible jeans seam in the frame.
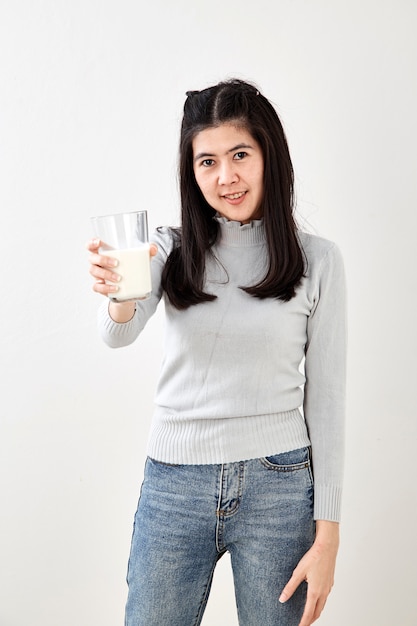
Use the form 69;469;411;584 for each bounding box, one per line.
215;464;225;552
192;556;221;626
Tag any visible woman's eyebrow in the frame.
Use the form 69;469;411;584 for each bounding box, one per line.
193;151;215;162
193;144;254;162
227;143;254;153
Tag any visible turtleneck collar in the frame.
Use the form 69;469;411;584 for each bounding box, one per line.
214;215;266;247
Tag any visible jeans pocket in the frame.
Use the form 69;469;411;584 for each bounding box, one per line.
260;447;313;481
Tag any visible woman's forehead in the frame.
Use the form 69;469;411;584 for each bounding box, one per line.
192;124;257;155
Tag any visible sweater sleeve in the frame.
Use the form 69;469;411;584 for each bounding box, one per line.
98;227;172;348
303;243;347;522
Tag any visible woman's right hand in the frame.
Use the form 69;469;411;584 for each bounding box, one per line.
86;239;158;323
87;238;122;298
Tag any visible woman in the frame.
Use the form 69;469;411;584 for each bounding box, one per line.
88;79;347;626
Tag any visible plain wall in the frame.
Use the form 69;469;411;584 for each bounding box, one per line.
1;1;416;624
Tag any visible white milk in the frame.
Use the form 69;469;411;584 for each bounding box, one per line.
105;245;152;301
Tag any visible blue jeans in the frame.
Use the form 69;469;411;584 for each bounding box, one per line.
125;447;315;626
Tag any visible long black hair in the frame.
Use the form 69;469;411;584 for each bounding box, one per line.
161;78;305;309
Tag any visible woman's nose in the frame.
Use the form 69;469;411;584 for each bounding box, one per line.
218;161;239;185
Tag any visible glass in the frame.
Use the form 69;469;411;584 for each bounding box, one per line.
91;210;152;302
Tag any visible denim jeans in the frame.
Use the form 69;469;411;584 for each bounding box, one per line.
125;447;315;626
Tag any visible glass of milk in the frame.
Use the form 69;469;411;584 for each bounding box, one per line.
91;211;152;302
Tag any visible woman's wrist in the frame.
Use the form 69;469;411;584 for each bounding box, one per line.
108;300;136;323
314;520;340;547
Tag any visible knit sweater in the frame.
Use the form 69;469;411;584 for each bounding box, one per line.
98;217;347;522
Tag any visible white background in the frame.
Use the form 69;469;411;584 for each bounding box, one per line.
1;1;416;624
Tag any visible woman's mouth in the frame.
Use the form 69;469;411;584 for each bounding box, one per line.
223;191;247;203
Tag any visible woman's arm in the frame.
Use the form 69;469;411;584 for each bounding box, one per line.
304;242;347;521
278;239;347;624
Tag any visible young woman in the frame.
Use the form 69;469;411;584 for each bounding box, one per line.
87;79;347;626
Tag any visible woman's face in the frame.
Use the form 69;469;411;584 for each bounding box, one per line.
192;123;264;224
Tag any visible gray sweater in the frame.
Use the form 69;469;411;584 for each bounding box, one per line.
98;217;347;522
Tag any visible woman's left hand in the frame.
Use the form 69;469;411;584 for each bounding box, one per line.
279;520;340;626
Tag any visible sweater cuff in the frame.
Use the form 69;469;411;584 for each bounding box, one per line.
98;300;140;348
314;484;343;522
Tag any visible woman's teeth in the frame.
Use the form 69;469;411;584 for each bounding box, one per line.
225;192;245;199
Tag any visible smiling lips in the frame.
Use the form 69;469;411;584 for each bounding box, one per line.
223;191;247;202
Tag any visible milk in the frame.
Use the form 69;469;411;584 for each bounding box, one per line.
105;245;152;301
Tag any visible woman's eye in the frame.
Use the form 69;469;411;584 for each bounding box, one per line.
234;151;247;160
202;159;214;167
